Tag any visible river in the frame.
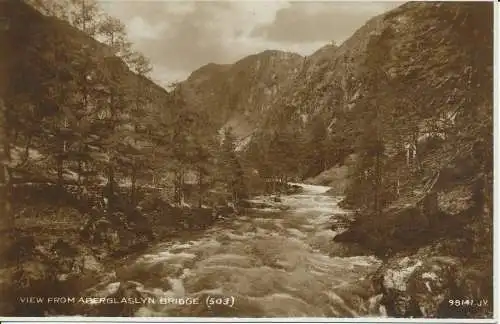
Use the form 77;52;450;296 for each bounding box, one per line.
87;184;384;317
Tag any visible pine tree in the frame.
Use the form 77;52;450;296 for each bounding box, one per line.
125;52;153;205
219;127;245;202
349;26;394;215
1;9;13;237
33;27;81;190
0;98;13;236
97;16;130;216
68;0;101;36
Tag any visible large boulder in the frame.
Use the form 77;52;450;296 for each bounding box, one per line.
238;199;273;209
286;184;303;195
330;213;355;232
373;253;492;318
406;256;462;317
373;255;460;317
86;281;151;316
186;208;217;229
335;187;444;256
10;260;57;315
5;235;38;262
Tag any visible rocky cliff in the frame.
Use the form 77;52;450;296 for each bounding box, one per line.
180;50;303;140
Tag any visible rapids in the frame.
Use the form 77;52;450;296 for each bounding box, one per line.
88;184;384;317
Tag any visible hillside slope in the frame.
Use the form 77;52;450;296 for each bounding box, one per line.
180;50;304;139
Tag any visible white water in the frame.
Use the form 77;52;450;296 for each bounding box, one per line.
90;184;383;317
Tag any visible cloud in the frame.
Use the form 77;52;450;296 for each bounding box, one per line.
126;16;168;41
99;1;402;85
251;2;402;44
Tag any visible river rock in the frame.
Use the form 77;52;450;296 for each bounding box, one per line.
51;239;79;258
286;185;303;195
103;281;148;316
9;260;56;315
406;256;461;317
374;255;463;318
186;208;217;229
81;254;104;273
12;260;55;289
214;205;237;219
6;235;38;262
330;213;355;232
334;188;442;256
239;200;273;209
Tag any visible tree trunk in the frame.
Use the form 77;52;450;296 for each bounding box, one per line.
77;160;82;187
174;170;185;206
272;169;276;194
198;167;203;208
0;98;12;237
131;166;137;206
412;131;421;171
174;172;179;206
107;163;114;216
22;134;32;165
233;189;238;204
375;152;382;216
57;156;64;189
180;170;185;206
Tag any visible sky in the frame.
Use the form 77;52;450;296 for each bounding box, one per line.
99;1;403;88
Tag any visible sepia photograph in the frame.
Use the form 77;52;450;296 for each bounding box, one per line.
0;0;494;319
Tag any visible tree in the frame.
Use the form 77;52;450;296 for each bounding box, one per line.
1;9;12;238
25;0;72;20
192;124;217;208
28;27;82;190
267;126;300;192
348;27;394;215
219;127;245;202
68;0;101;36
302;116;329;178
0;98;13;236
97;18;131;216
98;15;132;60
125;52;153;205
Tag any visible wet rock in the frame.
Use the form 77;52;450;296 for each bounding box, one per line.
286;184;303;195
97;281;147;316
12;260;55;290
81;254;104;274
238;199;253;208
278;205;290;211
139;193;171;212
9;259;59;315
437;184;474;216
214;205;237;219
239;200;273;209
446;263;493;318
185;208;217;229
374;255;471;318
6;235;37;262
335;189;443;256
51;239;78;258
330;213;354;232
406;257;461;317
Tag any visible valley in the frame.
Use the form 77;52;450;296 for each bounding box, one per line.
0;0;493;319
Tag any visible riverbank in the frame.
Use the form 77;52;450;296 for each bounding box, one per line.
0;182;304;316
332;147;493;318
